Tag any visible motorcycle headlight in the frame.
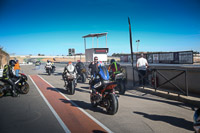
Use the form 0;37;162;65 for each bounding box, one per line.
94;81;102;88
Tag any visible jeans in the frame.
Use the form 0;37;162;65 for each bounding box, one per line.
138;70;146;85
15;69;20;77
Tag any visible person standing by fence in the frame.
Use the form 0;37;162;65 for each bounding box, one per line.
14;60;20;77
136;54;148;86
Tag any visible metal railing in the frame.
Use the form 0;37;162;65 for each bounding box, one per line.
134;68;188;96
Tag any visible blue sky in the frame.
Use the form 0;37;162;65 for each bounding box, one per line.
0;0;200;55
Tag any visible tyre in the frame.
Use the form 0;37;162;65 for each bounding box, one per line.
90;93;97;107
118;81;125;95
48;69;51;75
20;82;29;94
69;81;75;95
0;85;5;98
81;73;86;83
106;93;118;115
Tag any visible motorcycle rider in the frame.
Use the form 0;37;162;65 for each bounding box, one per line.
2;60;18;97
75;60;87;77
46;60;53;67
89;57;107;93
108;59;121;80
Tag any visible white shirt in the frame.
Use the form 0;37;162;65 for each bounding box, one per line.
137;57;148;70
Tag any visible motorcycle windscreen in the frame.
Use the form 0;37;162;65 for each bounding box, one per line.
98;66;109;80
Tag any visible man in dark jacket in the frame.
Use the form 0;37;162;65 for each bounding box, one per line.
2;60;18;97
88;56;99;78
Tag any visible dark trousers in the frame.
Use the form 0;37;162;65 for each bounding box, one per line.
138;70;146;85
4;78;17;92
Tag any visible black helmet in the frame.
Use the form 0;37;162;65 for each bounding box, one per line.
110;59;115;64
47;60;49;63
9;60;16;67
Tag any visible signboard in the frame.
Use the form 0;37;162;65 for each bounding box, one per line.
68;48;75;56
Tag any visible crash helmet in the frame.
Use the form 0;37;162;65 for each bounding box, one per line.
110;59;115;64
68;61;72;65
47;60;50;63
9;60;16;67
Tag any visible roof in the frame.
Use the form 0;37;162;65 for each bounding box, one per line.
82;32;107;38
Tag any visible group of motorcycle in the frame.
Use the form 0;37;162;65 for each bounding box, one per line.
61;61;126;115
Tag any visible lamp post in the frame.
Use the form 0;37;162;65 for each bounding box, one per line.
136;40;140;52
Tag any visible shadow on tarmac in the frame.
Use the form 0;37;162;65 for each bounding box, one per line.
59;98;107;114
124;93;194;111
133;111;193;131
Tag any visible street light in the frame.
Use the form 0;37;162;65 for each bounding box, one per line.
136;40;140;52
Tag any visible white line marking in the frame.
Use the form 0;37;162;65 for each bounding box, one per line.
29;75;71;133
37;75;113;133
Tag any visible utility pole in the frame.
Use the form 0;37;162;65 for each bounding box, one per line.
128;17;135;87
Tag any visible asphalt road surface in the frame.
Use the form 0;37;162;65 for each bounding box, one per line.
0;64;195;133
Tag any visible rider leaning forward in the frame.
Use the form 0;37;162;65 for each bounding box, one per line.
2;60;18;97
108;59;122;80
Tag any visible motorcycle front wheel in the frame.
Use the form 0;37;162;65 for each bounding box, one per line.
105;93;118;115
20;82;29;94
118;81;125;95
0;85;4;98
90;93;98;107
69;81;75;95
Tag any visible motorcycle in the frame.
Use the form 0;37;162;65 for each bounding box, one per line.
90;64;119;115
0;73;29;98
45;65;56;75
63;65;77;95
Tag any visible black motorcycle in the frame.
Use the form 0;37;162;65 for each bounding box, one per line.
0;73;29;97
90;65;119;115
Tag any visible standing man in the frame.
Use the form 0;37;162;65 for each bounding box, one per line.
136;54;149;86
14;60;20;77
88;56;99;78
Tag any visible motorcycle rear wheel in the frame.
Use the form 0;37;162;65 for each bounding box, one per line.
106;93;118;115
